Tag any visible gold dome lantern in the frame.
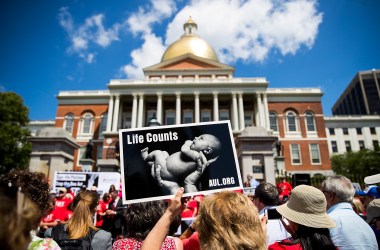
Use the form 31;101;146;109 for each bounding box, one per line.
161;17;219;62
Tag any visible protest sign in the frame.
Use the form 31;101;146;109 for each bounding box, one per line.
53;171;121;196
119;121;242;204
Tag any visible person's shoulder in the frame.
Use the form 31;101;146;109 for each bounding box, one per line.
113;238;140;249
92;230;112;250
93;229;111;239
28;236;61;250
163;236;178;249
268;240;301;250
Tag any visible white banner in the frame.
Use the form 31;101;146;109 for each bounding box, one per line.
53;171;121;196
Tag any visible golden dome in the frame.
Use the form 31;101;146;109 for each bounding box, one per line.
161;18;219;62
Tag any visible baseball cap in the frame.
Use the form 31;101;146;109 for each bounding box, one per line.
58;187;67;193
366;199;380;223
364;174;380;185
356;185;380;198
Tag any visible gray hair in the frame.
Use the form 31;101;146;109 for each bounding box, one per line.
321;176;355;203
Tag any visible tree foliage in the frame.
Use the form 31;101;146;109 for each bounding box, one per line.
0;92;32;174
331;146;380;176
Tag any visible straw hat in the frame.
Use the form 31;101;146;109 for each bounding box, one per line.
276;185;335;228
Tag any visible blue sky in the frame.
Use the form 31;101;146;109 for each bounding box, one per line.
1;0;379;120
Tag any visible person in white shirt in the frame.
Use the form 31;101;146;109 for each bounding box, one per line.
253;183;289;245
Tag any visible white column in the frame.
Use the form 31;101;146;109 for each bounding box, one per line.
137;94;144;128
213;92;219;121
194;92;200;123
131;94;138;128
238;92;245;130
256;93;264;128
106;95;114;132
156;93;163;125
112;95;120;132
254;102;259;127
263;93;270;130
232;93;239;130
176;93;181;124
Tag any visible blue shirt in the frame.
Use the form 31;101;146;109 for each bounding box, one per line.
327;202;378;250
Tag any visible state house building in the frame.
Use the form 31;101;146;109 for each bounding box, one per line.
30;18;333;184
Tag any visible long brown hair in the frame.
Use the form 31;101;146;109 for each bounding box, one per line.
66;191;99;239
197;191;266;250
0;187;40;250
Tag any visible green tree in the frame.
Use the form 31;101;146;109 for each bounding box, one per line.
331;147;380;177
0;92;32;174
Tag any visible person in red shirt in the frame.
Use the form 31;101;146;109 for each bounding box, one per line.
181;197;198;218
277;177;293;202
52;187;72;222
38;195;59;237
96;193;111;227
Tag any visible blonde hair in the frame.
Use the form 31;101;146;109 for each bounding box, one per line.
197;191;266;250
352;197;365;214
66;191;99;239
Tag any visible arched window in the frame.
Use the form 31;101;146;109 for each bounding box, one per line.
64;113;74;134
269;111;278;131
286;111;299;132
79;112;94;136
305;111;316;132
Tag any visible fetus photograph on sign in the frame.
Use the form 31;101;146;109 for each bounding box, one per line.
118;121;242;204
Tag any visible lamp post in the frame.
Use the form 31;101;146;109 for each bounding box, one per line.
147;113;161;127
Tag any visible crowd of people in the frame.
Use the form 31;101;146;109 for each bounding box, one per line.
0;169;379;250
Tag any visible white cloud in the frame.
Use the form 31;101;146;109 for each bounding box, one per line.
118;0;322;79
58;7;122;63
165;0;323;63
119;0;177;78
119;33;166;79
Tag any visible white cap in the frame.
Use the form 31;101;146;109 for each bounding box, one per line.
364;174;380;185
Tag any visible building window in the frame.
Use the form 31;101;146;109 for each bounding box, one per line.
359;140;365;150
310;144;321;164
285;111;299;132
331;141;338;153
97;145;103;159
252;165;263;173
79;113;94;135
99;113;108;138
183;110;193;124
345;141;351;152
64;114;74;134
244;112;254;127
305;111;316;131
370;127;376;135
290;144;301;165
123;112;132;129
165;110;175;125
342;128;349;135
329;128;335;135
201;110;211;122
269;112;278;131
219;109;230;121
356;128;362;135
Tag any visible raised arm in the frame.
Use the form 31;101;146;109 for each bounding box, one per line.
141;187;184;250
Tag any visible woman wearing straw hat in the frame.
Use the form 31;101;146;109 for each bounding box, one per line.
268;185;337;250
